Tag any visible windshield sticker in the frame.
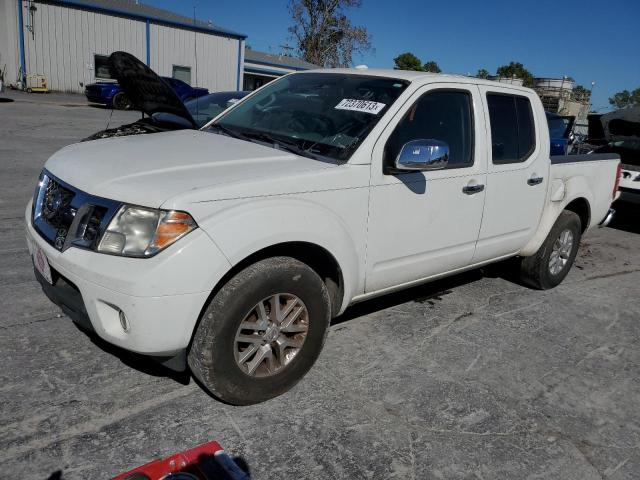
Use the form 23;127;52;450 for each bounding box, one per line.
335;99;386;115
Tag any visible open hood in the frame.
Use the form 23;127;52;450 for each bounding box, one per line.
108;51;197;128
601;106;640;142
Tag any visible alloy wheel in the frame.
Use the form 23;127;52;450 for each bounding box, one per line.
548;228;574;276
234;293;309;377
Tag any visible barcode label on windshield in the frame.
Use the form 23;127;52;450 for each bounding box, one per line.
335;99;386;114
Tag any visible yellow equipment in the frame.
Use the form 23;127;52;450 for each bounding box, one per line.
25;74;49;93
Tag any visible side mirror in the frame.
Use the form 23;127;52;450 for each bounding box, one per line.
394;139;449;172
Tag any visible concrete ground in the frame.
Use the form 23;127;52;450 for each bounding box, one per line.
1;92;639;480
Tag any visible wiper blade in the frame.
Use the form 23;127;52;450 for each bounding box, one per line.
241;131;322;160
208;123;247;140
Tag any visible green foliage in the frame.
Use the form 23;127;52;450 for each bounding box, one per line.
572;85;591;101
608;88;640;109
476;68;490;79
393;52;441;73
423;61;441;73
393;52;423;71
496;61;534;87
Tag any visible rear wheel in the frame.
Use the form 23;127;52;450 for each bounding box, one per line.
112;92;131;110
188;257;331;405
520;210;582;289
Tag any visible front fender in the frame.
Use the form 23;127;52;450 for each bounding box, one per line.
197;196;365;312
521;175;594;256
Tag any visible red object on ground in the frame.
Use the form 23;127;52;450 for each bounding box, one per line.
112;440;247;480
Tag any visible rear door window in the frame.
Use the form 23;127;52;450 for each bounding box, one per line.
487;93;536;164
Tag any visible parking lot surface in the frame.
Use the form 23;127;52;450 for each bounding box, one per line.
1;92;639;479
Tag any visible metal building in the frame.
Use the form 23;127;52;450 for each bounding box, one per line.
243;49;317;90
0;0;246;93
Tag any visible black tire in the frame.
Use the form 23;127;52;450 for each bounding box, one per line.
520;210;582;289
112;92;131;110
188;257;331;405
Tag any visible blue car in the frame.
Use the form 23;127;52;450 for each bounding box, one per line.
85;76;208;110
546;112;575;156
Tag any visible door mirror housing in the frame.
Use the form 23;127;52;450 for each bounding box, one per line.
391;139;449;173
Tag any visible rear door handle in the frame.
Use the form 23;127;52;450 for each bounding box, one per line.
527;176;544;186
462;184;485;194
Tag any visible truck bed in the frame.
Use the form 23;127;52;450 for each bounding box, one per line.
549;153;620;230
550;153;620;164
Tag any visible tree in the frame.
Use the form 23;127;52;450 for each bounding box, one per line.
393;53;441;73
476;68;490;79
496;61;534;87
572;85;591;101
609;88;640;109
393;52;423;71
288;0;372;68
423;61;441;73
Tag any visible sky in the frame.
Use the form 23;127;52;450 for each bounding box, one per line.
145;0;639;112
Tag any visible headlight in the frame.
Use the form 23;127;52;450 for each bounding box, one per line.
97;206;197;257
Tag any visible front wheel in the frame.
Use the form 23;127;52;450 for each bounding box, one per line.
112;92;132;110
188;257;331;405
520;210;582;289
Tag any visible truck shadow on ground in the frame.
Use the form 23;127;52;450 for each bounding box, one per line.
332;264;517;325
75;325;192;385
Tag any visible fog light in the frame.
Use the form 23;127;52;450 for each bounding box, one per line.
119;309;130;332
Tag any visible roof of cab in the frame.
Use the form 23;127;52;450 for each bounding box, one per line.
297;68;536;93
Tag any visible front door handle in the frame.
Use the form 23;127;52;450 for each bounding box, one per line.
527;176;544;186
462;184;485;195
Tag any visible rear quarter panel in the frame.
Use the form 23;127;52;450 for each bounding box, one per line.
521;155;619;255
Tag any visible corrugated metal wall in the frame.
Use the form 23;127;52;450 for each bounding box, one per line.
149;24;240;92
0;1;20;86
22;2;146;92
18;1;241;93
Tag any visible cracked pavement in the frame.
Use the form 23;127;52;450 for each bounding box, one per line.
1;91;639;479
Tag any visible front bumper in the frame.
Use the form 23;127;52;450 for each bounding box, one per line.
25;200;231;366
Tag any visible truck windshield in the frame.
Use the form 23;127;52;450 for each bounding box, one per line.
207;73;409;161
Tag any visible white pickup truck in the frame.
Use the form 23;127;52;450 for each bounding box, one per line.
26;69;621;405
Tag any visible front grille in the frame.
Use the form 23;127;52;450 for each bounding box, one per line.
40;177;76;249
32;171;121;252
